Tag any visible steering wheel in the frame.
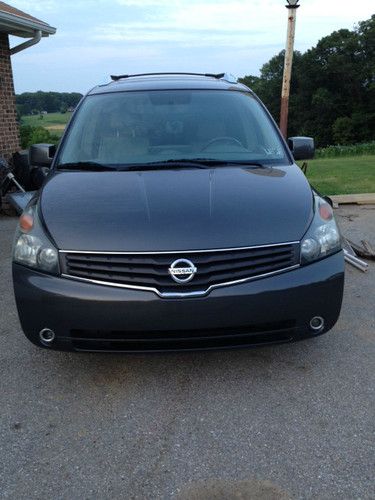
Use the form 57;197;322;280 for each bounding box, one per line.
201;136;244;151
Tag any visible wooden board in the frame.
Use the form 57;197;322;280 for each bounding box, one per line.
330;193;375;205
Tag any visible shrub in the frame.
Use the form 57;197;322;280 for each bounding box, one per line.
315;142;375;158
20;125;59;149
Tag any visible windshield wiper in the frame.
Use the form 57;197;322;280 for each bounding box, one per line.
57;160;268;172
122;160;211;171
57;161;118;171
121;159;266;171
197;159;267;168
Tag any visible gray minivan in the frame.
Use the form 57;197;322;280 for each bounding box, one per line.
12;73;344;352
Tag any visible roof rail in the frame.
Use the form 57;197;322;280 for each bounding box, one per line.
110;72;226;82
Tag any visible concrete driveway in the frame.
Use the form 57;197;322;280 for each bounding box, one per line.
0;206;374;500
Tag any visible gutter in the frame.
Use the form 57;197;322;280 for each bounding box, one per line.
0;10;56;36
10;30;42;55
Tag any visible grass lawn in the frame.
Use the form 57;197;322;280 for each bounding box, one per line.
302;155;375;195
21;112;72;137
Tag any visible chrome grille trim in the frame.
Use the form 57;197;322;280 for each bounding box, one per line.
61;263;300;298
58;241;300;255
59;241;300;298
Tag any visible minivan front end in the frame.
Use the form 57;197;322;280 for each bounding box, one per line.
12;75;344;352
13;250;344;352
12;191;344;352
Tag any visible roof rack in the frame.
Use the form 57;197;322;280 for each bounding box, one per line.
110;72;227;82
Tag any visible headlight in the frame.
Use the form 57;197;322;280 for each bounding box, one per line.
301;195;341;264
13;203;59;274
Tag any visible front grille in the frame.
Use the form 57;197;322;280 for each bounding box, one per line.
69;320;296;352
60;242;300;296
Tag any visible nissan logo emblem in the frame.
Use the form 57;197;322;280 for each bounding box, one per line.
168;259;197;284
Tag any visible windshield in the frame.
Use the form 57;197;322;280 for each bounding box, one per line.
56;90;289;168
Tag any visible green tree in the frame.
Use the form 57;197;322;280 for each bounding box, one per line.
332;117;355;144
239;14;375;147
16;91;83;115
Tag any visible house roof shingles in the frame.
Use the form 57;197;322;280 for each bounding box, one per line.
0;1;55;37
0;2;49;25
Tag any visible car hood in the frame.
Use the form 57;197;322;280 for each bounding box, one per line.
40;166;313;252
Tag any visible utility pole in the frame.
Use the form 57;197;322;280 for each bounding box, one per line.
280;0;300;138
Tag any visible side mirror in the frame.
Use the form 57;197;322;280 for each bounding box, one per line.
288;137;315;161
29;143;56;168
30;166;50;190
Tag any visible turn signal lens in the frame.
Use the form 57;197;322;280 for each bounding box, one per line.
19;213;34;232
318;201;333;221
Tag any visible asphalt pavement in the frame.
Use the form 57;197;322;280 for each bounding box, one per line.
0;206;374;500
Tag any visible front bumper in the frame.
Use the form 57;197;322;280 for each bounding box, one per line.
13;252;344;352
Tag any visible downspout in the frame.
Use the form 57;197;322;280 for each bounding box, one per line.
10;30;42;55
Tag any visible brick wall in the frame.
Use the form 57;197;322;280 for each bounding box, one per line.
0;33;20;160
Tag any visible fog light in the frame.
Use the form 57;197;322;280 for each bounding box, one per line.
309;316;324;333
39;328;55;345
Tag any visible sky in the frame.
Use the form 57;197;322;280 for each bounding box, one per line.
9;0;375;94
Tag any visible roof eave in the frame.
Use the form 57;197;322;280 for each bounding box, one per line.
0;10;56;38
